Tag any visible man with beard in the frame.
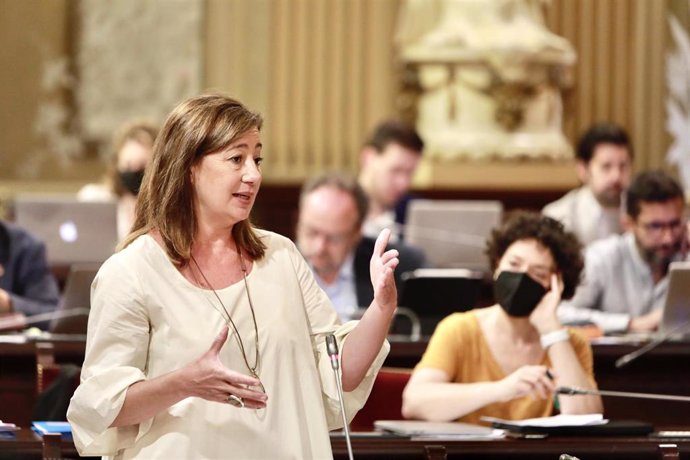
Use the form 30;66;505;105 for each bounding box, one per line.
296;173;427;320
543;123;632;246
358;120;424;241
559;171;687;333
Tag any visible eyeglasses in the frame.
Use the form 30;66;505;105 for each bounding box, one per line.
638;218;685;237
298;225;354;246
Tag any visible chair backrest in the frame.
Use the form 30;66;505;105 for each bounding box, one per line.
350;367;412;431
34;343;81;421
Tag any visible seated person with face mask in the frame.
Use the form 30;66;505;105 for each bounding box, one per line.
402;212;602;425
78;120;158;240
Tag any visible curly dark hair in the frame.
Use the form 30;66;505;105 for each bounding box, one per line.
485;211;584;300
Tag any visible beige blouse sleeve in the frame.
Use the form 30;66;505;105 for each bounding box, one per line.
67;253;153;456
286;238;390;430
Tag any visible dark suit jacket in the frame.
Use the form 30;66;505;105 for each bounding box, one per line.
0;220;60;320
353;236;427;307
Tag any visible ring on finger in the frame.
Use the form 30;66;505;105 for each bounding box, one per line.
227;394;245;408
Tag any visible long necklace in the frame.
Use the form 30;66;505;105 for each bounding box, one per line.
190;250;264;392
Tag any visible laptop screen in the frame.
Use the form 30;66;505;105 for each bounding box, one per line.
13;195;118;266
660;261;690;336
403;200;502;271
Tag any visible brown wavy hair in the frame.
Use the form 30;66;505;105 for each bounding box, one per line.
485;211;583;300
119;94;266;265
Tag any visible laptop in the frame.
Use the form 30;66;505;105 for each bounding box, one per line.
659;261;690;337
49;264;100;334
398;268;484;335
403;200;502;271
13;195;118;265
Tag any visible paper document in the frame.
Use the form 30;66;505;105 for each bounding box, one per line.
0;421;19;432
481;413;607;428
375;419;504;439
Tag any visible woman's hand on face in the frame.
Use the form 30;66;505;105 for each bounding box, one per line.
529;273;564;335
497;365;556;402
370;228;400;314
185;326;268;409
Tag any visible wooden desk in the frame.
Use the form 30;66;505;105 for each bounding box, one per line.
331;433;690;460
0;339;85;427
384;337;690;427
2;337;690;428
2;429;688;460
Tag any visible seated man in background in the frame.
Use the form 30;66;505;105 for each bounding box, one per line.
543;122;632;246
0;219;60;323
559;170;687;334
358;120;424;240
402;212;601;424
297;172;427;320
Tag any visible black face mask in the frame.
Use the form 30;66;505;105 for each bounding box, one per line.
493;271;547;317
118;169;145;195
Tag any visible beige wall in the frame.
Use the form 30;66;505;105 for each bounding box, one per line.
0;0;678;202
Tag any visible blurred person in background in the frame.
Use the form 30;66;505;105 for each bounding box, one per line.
559;170;688;334
543;122;633;246
78;120;158;240
297;172;427;321
0;219;59;323
358;120;424;241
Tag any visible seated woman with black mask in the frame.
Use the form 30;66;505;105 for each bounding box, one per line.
78;120;158;240
402;212;602;424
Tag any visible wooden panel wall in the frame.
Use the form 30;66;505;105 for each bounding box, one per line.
546;0;668;170
203;0;670;185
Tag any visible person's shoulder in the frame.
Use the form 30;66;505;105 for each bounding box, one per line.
542;187;581;218
0;220;43;248
585;233;627;261
253;228;300;260
436;310;477;332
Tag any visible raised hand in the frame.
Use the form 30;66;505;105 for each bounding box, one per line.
497;365;556;402
370;228;400;314
185;326;268;409
529;273;564;334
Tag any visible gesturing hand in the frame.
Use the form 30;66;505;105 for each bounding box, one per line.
498;365;556;402
186;326;267;409
370;229;400;315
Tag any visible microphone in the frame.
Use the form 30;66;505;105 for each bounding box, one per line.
325;334;354;460
615;319;690;368
0;308;90;332
556;386;690;402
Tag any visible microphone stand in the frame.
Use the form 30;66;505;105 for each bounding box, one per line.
615;320;690;368
556;386;690;403
326;334;354;460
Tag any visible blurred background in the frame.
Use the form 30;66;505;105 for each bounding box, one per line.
1;0;689;237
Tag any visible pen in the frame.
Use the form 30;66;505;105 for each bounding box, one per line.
546;369;554;381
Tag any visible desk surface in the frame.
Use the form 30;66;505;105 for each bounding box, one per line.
3;429;690;460
2;336;690;427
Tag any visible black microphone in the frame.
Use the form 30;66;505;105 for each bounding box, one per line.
326;334;353;460
615;319;690;368
556;386;690;402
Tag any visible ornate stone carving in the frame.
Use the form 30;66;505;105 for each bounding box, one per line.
396;0;575;161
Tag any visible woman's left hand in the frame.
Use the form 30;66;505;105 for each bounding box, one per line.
530;273;564;334
370;228;400;314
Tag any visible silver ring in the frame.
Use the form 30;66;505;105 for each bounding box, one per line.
227;394;245;408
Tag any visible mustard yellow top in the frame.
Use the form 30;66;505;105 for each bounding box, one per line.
416;310;596;425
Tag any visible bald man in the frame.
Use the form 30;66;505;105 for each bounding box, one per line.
296;173;427;320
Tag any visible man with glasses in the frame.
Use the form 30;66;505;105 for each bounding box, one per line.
296;172;427;320
559;170;688;333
